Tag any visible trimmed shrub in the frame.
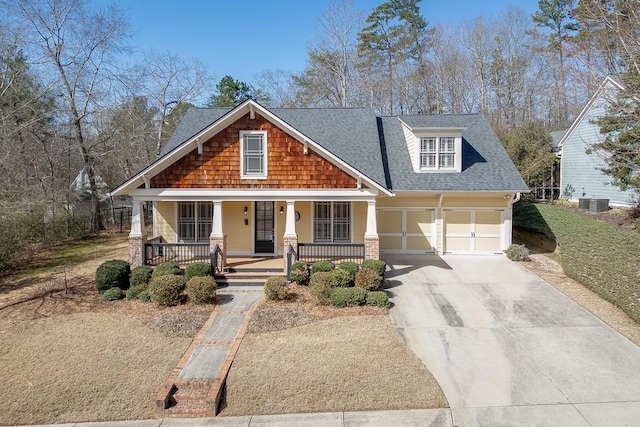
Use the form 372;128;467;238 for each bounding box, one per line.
366;291;390;308
290;261;310;285
95;260;131;293
103;287;123;301
126;285;143;300
186;276;217;304
185;262;212;282
264;276;288;300
504;243;531;261
361;259;387;279
308;271;334;305
355;267;383;291
338;261;358;283
148;274;185;306
311;260;334;275
330;287;367;307
130;265;153;289
331;268;353;287
138;290;151;303
151;261;181;279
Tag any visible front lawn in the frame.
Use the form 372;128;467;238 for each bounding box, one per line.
514;202;640;323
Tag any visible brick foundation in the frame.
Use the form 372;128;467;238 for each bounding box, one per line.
210;235;227;273
364;236;380;260
129;235;145;268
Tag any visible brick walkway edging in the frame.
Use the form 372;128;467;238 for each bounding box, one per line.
156;294;263;416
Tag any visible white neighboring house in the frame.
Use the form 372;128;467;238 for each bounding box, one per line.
558;76;638;207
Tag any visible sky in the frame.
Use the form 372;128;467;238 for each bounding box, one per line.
113;0;540;85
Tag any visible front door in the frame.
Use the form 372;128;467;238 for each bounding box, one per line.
254;201;275;254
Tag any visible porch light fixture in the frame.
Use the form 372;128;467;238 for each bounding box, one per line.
279;206;284;215
243;206;248;215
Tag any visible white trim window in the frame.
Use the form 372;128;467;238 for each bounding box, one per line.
419;136;459;171
313;201;351;243
240;130;267;179
178;202;213;242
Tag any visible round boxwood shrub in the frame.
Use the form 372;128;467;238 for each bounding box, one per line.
186;276;217;304
103;287;123;301
151;261;181;279
338;261;358;283
95;259;131;293
148;274;185;306
138;290;151;303
130;265;153;289
185;262;212;282
366;291;390;308
331;268;353;287
126;285;143;300
311;260;334;275
290;261;310;285
309;271;334;305
330;287;367;307
355;267;383;291
264;276;288;300
360;260;387;279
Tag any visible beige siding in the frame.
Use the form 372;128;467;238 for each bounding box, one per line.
155;201;177;243
296;202;312;243
442;196;509;208
377;196;439;208
352;201;366;244
223;201;252;254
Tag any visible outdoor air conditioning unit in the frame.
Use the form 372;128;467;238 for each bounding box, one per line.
578;198;589;210
589;198;609;213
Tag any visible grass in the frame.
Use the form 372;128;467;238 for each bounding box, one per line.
0;235;208;425
514;202;640;324
220;312;448;416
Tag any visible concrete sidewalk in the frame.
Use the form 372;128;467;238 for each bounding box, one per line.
14;409;454;427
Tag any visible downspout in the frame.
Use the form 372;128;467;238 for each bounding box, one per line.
510;192;521;205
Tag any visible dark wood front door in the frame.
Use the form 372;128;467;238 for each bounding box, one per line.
255;201;275;254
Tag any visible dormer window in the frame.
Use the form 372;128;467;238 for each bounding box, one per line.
240;130;267;179
419;136;458;171
399;118;465;173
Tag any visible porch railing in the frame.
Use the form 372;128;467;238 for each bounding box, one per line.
144;239;210;266
297;243;365;264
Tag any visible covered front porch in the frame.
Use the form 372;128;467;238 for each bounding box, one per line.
127;189;380;273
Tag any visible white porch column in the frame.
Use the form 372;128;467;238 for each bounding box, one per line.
210;200;226;273
129;200;146;268
283;200;298;266
364;200;379;260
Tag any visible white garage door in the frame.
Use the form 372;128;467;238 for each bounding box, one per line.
444;209;503;254
378;208;435;254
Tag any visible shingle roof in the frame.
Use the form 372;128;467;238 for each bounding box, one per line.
160;106;528;193
382;114;528;191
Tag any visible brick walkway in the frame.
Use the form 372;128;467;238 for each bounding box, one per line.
156;286;263;418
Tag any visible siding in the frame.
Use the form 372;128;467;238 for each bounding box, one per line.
155;201;176;243
150;113;359;190
561;82;637;205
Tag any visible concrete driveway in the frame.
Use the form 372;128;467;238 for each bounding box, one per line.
386;255;640;426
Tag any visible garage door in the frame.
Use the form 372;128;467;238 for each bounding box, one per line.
444;210;503;254
378;208;435;253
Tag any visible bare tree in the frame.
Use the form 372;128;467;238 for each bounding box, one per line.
5;0;130;231
132;50;211;156
253;69;298;107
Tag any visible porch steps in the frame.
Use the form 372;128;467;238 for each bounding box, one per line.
215;267;284;287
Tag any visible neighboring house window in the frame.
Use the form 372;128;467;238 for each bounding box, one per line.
240;130;267;178
313;201;351;243
178;202;212;242
420;136;456;170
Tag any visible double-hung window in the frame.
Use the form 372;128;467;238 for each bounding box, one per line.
419;136;457;171
313;202;351;243
240;130;267;178
178;202;213;242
